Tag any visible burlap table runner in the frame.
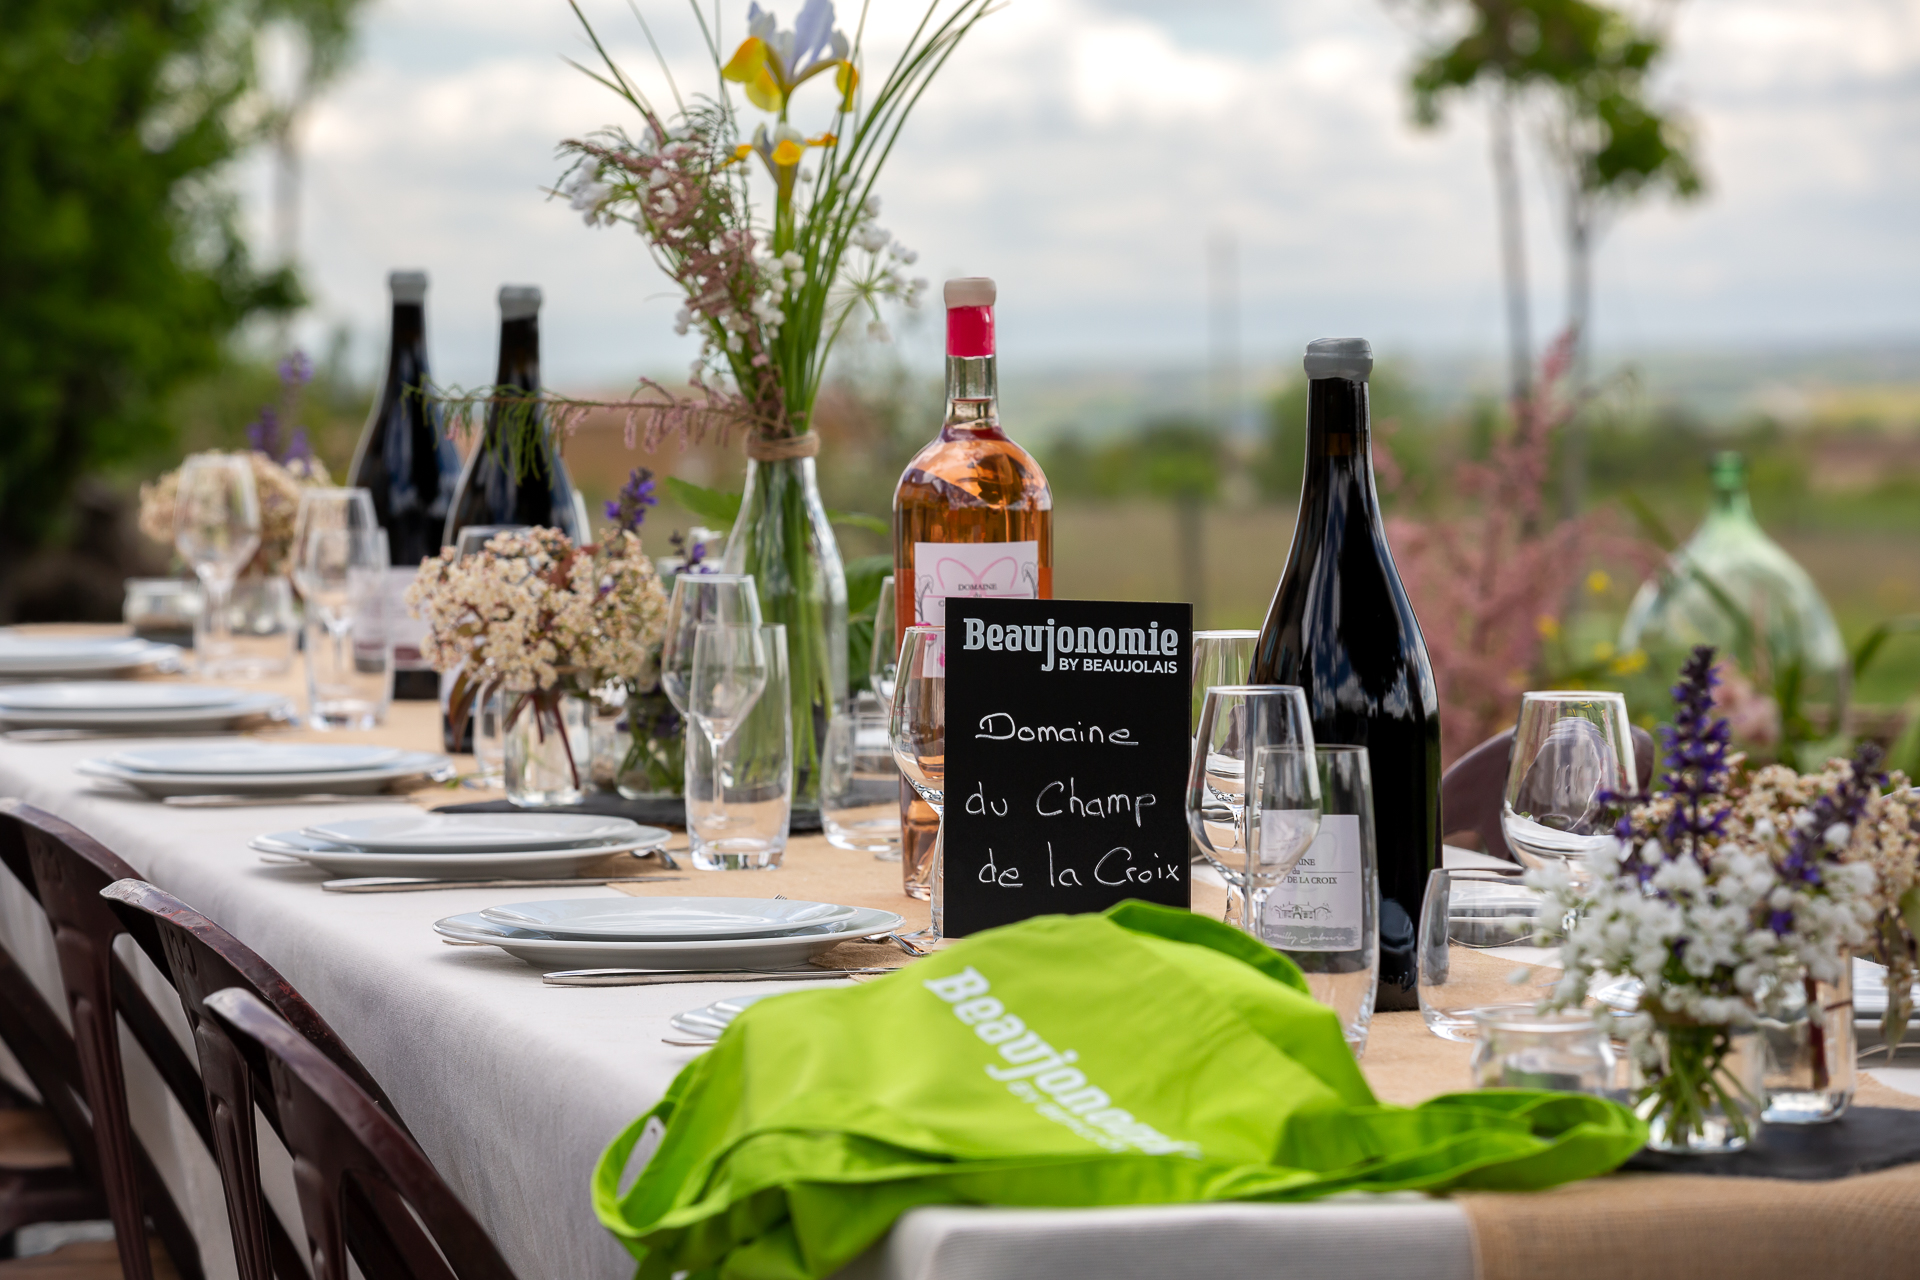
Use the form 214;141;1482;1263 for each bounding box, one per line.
30;626;1920;1278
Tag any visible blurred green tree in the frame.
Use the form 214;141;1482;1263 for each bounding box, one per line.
0;0;362;617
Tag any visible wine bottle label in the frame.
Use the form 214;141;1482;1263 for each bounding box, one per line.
1260;814;1365;952
911;540;1040;626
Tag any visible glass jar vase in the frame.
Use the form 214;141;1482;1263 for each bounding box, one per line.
589;679;685;800
1761;958;1857;1124
721;453;847;813
1634;1018;1766;1154
503;689;591;807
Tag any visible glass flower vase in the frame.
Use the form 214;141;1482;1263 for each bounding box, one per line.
589;679;685;800
722;453;847;812
1634;1018;1766;1154
1761;958;1857;1124
503;688;591;807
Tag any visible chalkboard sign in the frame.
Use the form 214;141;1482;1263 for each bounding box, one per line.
943;598;1193;936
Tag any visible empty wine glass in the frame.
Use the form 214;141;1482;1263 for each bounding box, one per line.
870;575;899;704
688;625;769;751
890;625;945;942
298;520;388;729
1501;691;1636;882
452;524;530;785
173;454;262;677
1190;629;1258;733
292;489;380;627
661;573;762;715
1186;685;1320;935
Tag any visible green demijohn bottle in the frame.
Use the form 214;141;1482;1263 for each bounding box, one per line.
1620;451;1849;759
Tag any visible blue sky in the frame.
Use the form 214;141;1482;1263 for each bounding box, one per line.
259;0;1920;392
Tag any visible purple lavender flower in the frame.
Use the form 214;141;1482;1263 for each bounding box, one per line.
1770;741;1887;935
278;350;313;388
1660;645;1734;858
247;349;316;465
246;405;282;458
605;467;658;532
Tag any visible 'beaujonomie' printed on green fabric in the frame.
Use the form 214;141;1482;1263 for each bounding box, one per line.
594;902;1646;1280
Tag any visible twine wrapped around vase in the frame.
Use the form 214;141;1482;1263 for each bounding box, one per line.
744;433;822;461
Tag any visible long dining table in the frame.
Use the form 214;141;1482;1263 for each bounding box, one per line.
6;631;1920;1280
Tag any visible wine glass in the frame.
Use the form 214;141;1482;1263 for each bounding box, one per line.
1186;685;1321;936
660;573;763;715
1501;691;1636;882
173;454;262;677
688;625;769;751
291;489;380;629
453;525;529;786
870;575;898;703
889;625;945;942
298;521;388;729
1190;629;1258;733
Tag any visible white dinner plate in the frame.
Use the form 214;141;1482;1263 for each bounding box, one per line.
302;812;646;853
251;828;669;878
670;993;770;1041
111;744;402;775
479;896;860;941
79;751;448;797
0;636;180;676
0;682;245;713
433;906;905;971
0;692;291;731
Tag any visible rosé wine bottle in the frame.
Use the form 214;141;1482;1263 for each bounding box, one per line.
890;277;1053;898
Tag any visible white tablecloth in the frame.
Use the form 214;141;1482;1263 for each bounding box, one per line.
0;737;1477;1280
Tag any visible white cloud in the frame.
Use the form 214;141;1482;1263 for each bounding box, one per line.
269;0;1920;390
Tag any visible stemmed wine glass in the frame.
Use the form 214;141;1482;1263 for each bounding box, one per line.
870;575;899;704
173;454;262;677
1186;685;1323;937
1501;691;1636;883
293;492;386;728
453;524;531;784
660;573;763;715
889;625;945;942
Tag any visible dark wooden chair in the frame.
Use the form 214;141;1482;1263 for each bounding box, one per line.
0;799;201;1280
99;880;412;1280
200;988;518;1280
1440;724;1657;863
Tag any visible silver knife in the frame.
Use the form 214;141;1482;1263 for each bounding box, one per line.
163;793;419;808
542;967;892;987
323;875;687;892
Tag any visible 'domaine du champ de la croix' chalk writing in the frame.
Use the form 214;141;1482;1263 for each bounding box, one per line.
943;598;1193;935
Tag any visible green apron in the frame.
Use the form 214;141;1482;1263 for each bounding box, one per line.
595;902;1644;1279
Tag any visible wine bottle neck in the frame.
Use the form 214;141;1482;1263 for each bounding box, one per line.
944;354;999;430
494;316;539;392
1302;376;1379;509
387;303;428;383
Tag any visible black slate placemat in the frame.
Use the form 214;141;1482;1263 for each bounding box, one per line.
1621;1107;1920;1180
433;794;823;834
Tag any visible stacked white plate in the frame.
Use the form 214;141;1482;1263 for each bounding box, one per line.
0;681;288;731
0;634;180;680
79;743;448;797
253;812;670;878
434;896;905;970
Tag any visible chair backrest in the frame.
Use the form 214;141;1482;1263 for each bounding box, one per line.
0;799;205;1280
101;879;414;1280
203;988;519;1280
1440;725;1657;863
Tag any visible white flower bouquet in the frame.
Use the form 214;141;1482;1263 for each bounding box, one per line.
408;527;669;786
1534;647;1881;1148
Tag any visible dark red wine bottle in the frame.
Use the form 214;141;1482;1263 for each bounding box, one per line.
442;285;588;545
349;271;462;700
1249;338;1441;1011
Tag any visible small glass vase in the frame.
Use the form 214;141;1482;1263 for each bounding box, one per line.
1761;958;1857;1124
722;455;847;813
503;689;591;808
1634;1019;1766;1154
589;680;685;800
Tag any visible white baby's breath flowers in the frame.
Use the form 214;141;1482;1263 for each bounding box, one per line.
406;526;668;698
